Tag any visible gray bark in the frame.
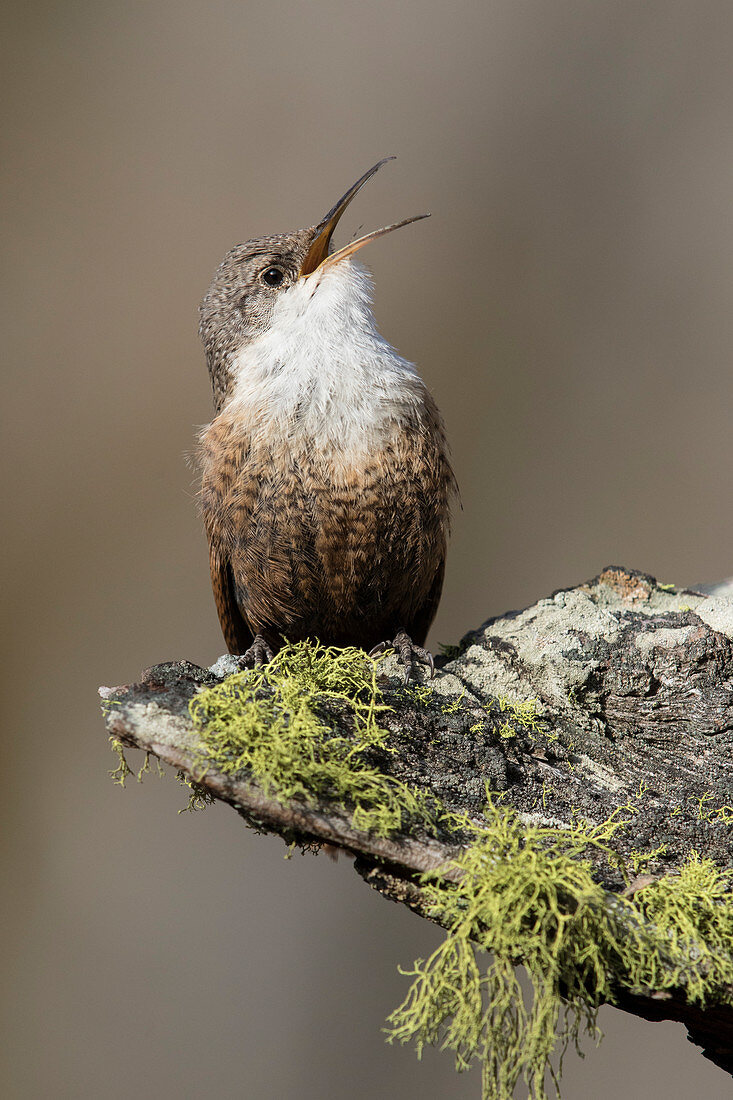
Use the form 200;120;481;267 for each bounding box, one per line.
100;566;733;1074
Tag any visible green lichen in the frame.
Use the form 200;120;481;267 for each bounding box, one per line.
496;724;517;740
386;802;733;1100
490;695;553;744
626;843;668;874
137;750;165;783
438;689;548;746
108;739;164;788
496;696;543;730
405;682;435;708
441;690;468;714
188;641;437;838
176;770;216;813
691;791;733;824
386;804;632;1099
108;737;133;786
632;853;733;1003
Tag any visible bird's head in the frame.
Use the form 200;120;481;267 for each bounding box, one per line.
199;158;428;411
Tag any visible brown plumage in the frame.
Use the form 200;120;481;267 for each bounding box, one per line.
197;160;456;676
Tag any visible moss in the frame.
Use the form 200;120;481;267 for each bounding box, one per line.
188;641;437;838
386;802;733;1100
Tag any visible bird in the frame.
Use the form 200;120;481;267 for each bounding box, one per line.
197;157;457;681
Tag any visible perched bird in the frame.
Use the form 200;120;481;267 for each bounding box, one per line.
197;158;457;680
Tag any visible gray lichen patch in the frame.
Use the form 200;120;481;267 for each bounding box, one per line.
695;594;733;640
450;587;621;714
445;568;727;723
632;624;701;653
446;566;733;740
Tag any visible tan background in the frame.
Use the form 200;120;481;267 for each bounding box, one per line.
3;2;733;1097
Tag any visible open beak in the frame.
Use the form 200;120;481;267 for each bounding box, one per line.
299;157;430;278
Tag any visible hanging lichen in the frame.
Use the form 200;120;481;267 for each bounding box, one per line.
386;806;733;1100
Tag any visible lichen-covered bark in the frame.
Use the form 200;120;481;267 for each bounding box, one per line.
100;566;733;1074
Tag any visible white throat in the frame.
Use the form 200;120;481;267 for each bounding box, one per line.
226;261;424;451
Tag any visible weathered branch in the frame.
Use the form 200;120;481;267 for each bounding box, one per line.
100;566;733;1076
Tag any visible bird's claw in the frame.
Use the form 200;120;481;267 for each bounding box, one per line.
239;634;275;669
369;630;435;684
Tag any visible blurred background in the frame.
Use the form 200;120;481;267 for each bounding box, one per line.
3;2;733;1097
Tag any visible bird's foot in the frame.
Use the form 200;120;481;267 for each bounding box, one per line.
369;630;435;685
238;634;275;669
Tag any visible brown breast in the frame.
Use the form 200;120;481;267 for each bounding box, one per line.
199;396;456;652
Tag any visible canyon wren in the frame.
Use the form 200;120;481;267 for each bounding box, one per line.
197;158;457;681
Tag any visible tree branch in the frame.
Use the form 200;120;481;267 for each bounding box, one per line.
100;566;733;1076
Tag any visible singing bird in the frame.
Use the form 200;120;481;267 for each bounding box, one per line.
197;158;457;680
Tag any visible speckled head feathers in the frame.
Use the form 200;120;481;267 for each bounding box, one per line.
199;227;318;411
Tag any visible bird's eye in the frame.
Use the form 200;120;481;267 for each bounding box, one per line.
261;266;286;287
